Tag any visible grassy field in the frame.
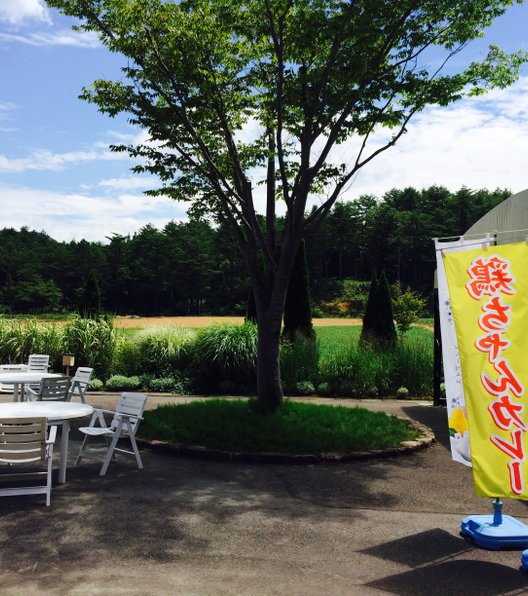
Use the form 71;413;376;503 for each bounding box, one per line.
115;318;434;361
316;325;433;358
111;315;365;328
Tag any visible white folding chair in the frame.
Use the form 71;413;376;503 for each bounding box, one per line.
24;354;51;395
67;367;94;403
0;417;57;507
25;377;71;402
75;393;147;476
27;354;50;372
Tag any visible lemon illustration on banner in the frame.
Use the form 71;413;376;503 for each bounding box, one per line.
449;407;471;464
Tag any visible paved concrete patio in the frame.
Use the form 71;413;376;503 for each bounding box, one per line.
1;394;528;594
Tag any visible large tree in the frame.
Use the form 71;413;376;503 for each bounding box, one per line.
48;0;526;412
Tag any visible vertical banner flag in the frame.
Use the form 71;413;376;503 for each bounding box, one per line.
444;242;528;498
434;236;491;467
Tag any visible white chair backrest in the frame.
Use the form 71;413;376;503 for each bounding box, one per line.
0;417;47;464
71;367;94;386
37;377;71;401
28;354;50;372
111;393;147;435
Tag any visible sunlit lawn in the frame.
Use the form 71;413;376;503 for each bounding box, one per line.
140;398;420;453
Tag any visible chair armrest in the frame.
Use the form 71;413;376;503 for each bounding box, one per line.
115;412;144;421
46;425;58;445
24;386;39;400
94;408;119;416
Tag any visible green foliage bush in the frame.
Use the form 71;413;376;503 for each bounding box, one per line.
280;334;319;394
318;338;432;397
191;323;258;392
392;282;426;337
104;375;142;391
146;375;187;393
87;378;104;391
314;279;371;317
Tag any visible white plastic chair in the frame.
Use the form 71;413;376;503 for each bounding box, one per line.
24;354;51;394
27;354;50;372
25;377;71;402
0;417;57;507
67;367;94;403
75;393;147;476
0;364;28;394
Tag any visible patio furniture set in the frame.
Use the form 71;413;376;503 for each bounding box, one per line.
0;354;147;506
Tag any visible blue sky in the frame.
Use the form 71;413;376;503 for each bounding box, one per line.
0;1;527;243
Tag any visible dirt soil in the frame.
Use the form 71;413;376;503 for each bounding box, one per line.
112;316;363;328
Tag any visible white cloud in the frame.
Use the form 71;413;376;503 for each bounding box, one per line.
0;184;183;242
0;29;100;47
96;177;158;191
0;101;17;125
325;76;528;201
0;146;128;173
0;0;50;25
0;101;17;112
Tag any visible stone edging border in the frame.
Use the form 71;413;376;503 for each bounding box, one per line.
137;418;435;464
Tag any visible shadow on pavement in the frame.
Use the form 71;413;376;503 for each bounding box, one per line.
403;404;451;451
360;528;473;567
367;559;527;595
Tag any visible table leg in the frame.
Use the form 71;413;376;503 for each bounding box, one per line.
59;421;70;484
12;383;20;402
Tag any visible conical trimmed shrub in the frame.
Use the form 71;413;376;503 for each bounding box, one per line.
283;239;314;341
360;270;397;349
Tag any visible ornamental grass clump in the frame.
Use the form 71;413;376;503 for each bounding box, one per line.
139;399;419;453
63;316;119;381
135;327;196;376
0;318;63;368
191;323;257;392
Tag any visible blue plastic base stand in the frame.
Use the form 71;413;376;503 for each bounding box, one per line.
521;550;528;570
461;514;528;550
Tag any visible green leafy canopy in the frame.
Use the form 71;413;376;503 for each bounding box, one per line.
47;0;527;219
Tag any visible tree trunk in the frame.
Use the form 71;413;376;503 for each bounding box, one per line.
255;312;283;413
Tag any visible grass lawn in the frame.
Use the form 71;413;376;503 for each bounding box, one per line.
315;325;433;360
139;398;420;453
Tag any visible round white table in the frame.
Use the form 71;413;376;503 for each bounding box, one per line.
0;372;62;401
0;402;94;483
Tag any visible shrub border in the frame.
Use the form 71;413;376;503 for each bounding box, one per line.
137;418;435;464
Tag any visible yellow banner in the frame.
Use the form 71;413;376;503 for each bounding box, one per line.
444;242;528;499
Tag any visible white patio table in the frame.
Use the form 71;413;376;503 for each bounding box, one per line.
0;371;62;402
0;401;93;483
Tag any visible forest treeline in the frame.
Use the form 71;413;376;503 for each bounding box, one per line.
0;185;510;315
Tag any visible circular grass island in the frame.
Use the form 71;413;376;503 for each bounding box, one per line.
138;399;434;463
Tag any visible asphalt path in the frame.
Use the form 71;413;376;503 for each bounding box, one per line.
1;394;528;595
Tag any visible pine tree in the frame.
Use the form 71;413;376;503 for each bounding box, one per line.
79;269;101;319
245;287;257;324
283;240;314;341
360;270;397;349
